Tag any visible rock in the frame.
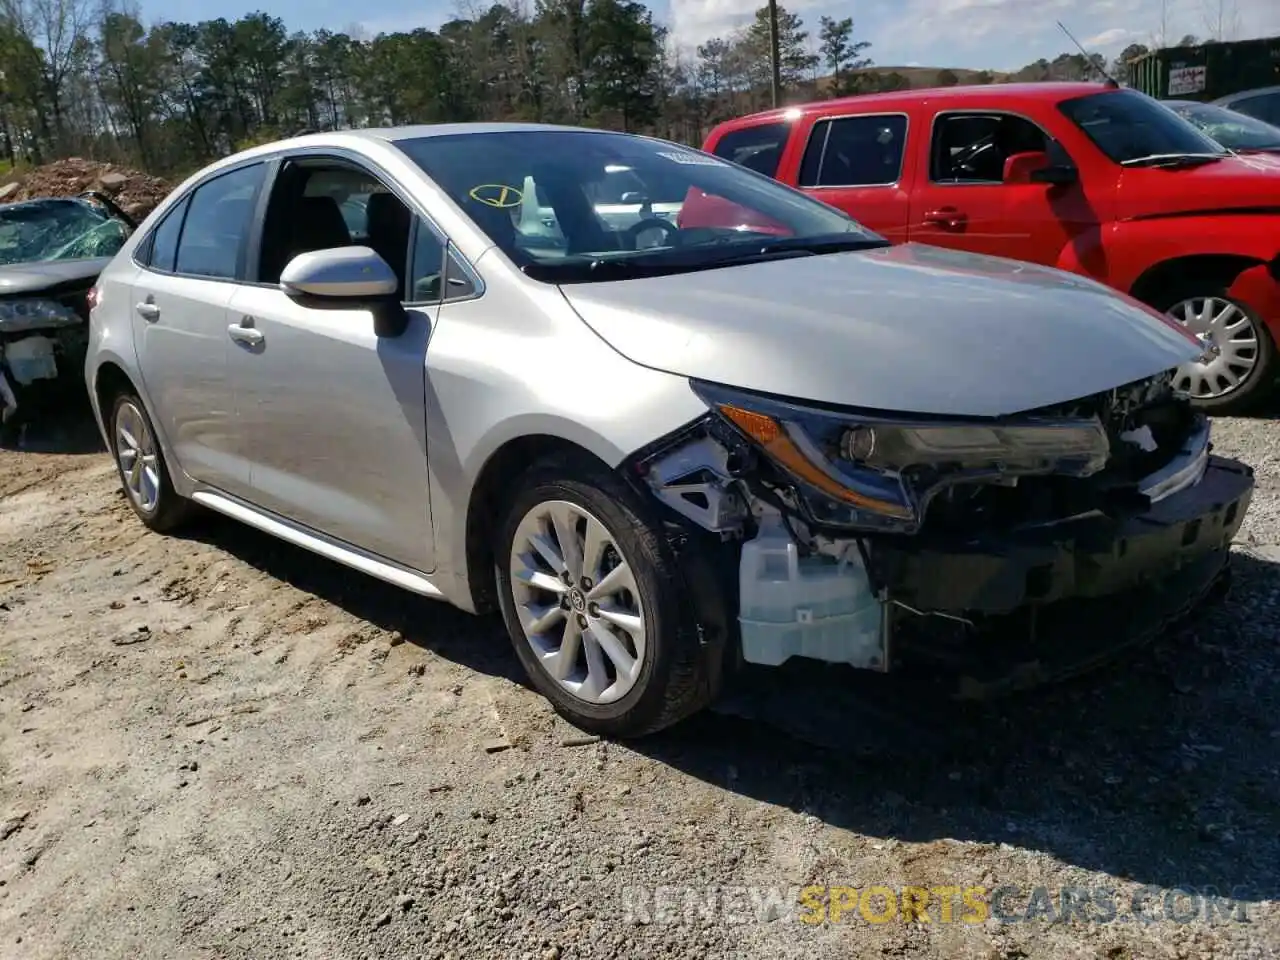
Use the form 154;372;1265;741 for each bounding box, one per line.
396;894;415;911
112;624;151;646
483;738;513;754
392;814;409;827
0;812;30;841
97;171;128;191
1;159;172;220
560;734;600;748
372;910;392;928
355;794;372;807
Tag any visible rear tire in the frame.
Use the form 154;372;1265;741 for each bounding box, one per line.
494;454;718;738
108;391;195;533
1149;284;1276;414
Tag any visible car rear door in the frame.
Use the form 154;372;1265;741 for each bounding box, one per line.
225;154;442;574
130;160;268;494
787;110;914;242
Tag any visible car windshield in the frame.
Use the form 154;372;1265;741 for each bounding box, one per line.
396;129;885;283
1167;101;1280;151
1058;88;1231;165
0;197;132;267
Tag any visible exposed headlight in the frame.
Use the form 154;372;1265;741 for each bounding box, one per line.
692;380;1110;533
0;298;82;334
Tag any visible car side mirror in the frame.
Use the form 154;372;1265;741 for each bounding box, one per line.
280;246;408;338
620;191;653;216
1003;151;1051;184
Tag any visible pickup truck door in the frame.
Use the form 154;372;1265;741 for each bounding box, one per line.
910;109;1103;271
785;111;914;242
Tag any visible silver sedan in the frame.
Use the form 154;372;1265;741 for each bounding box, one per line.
84;123;1252;737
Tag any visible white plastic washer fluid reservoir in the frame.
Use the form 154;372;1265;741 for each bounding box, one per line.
3;336;58;385
737;514;884;669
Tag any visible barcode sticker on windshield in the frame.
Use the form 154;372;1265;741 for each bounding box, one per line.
657;150;721;166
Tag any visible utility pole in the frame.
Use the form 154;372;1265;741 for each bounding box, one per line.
768;0;782;107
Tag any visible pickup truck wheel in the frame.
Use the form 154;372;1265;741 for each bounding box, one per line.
1158;290;1275;412
494;456;717;739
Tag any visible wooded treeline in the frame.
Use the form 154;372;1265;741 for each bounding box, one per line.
0;0;1183;177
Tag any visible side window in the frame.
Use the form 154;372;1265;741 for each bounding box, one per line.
174;163;265;279
408;220;445;302
257;163;412;289
931;113;1049;183
143;197;189;273
1231;93;1280;125
408;220;476;303
710;122;791;178
798;115;908;187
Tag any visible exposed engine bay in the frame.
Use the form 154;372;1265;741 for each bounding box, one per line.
628;371;1253;694
0;302;90;443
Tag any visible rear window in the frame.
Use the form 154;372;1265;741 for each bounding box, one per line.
798;115;908;187
710;122;791;178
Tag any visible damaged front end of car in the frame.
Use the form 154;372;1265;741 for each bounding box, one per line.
625;373;1253;698
0;285;96;443
0;192;132;443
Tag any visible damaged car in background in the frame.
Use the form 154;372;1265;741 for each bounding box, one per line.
1;192;135;444
84;125;1253;738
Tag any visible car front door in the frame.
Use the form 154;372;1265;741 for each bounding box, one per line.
226;156;449;573
910;111;1013;257
790;112;914;242
130;161;267;493
910;110;1102;269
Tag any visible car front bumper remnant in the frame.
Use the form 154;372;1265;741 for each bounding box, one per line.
874;455;1252;615
874;455;1253;697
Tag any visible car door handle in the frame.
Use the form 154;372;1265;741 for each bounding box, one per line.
922;207;967;229
227;321;265;346
135;301;160;321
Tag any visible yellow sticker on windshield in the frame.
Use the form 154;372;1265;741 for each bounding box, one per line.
468;184;524;209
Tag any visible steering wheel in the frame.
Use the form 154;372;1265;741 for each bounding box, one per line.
624;217;679;250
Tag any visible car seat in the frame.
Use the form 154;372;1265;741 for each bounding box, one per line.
364;192;412;292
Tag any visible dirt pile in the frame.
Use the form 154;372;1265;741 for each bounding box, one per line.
0;158;173;220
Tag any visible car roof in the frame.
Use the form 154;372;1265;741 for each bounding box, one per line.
710;81;1118;132
179;122;657;187
1214;85;1280;104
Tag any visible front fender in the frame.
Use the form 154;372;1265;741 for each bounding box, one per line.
1102;215;1280;294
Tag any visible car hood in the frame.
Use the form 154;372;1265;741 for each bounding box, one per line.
1116;154;1280;219
0;257;111;297
558;242;1203;418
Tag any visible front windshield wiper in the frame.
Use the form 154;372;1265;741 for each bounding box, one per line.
1120;153;1227;168
523;232;890;284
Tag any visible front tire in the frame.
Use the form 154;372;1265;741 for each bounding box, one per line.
108;391;194;532
1153;286;1276;413
495;455;717;738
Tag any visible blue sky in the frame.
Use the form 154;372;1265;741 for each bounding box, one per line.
144;0;1279;72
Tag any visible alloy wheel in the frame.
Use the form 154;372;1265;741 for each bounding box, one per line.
114;400;161;513
1166;295;1260;400
508;499;648;705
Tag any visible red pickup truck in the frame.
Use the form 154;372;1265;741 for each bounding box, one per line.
700;82;1280;413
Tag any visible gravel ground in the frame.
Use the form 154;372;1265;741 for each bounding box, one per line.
1;406;1278;960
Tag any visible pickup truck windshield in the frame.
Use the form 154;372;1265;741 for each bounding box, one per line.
396;129;885;283
1058;88;1231;165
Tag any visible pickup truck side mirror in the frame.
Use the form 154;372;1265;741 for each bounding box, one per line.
1004;151;1079;186
1003;151;1051;184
